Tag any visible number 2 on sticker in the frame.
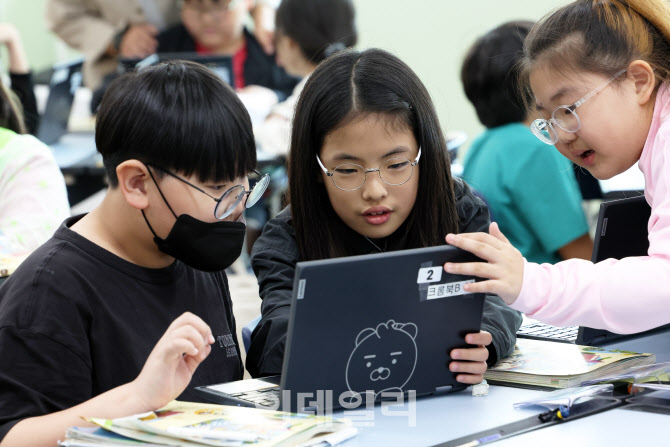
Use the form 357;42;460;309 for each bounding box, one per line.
417;267;442;284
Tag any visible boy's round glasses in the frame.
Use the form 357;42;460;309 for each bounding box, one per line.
530;69;627;145
147;164;270;219
316;149;421;191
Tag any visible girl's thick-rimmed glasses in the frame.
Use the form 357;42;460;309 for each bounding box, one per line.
530;69;627;145
147;164;270;219
316;149;421;191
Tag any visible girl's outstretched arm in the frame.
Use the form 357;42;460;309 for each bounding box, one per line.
446;222;670;334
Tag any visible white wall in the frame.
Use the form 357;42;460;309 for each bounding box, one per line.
0;0;77;73
352;0;571;156
1;0;571;154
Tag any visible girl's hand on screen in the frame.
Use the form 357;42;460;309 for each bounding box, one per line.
444;222;523;305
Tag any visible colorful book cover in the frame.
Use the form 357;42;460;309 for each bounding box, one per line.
87;400;354;447
484;338;656;388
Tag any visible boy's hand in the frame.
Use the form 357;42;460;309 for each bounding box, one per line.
449;331;492;384
444;222;524;305
132;312;215;410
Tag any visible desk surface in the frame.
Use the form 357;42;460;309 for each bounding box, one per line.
334;331;670;446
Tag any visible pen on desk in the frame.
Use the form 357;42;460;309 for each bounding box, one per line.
454;433;502;447
453;407;565;447
166;426;260;442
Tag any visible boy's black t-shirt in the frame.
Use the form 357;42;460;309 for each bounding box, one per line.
0;216;243;440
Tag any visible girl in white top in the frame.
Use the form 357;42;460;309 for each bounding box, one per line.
0;24;69;255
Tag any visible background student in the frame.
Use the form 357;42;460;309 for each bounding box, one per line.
0;61;267;446
157;0;298;101
460;20;593;265
444;0;670;334
0;23;69;255
45;0;278;90
254;0;357;156
46;0;181;90
247;48;522;382
248;0;357;254
0;23;39;134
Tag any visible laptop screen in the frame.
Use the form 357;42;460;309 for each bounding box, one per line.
578;195;656;345
279;245;486;410
119;53;235;87
37;58;84;145
591;195;650;263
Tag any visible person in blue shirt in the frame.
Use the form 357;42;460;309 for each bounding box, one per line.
460;21;593;264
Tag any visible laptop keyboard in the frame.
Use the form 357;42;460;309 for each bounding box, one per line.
517;321;579;343
229;387;281;407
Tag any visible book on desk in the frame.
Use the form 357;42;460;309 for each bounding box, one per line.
484;338;655;389
62;400;356;447
0;253;28;278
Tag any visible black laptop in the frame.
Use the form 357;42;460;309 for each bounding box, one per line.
196;245;486;413
517;195;667;345
120;52;235;86
36;58;84;145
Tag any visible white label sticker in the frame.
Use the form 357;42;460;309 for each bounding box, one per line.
297;279;306;299
427;279;475;299
417;266;442;284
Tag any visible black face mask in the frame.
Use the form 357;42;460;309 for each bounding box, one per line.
143;212;246;272
142;173;246;272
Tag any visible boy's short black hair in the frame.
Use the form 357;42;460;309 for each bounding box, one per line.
96;60;256;187
461;21;534;128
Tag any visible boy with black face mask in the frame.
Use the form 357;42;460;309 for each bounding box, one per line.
0;61;266;447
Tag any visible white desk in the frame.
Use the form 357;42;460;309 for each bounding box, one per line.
333;330;670;446
494;407;667;446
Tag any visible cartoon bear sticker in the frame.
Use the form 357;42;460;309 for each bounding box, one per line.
345;320;418;400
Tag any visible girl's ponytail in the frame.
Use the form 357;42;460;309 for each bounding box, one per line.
519;0;670;109
625;0;670;44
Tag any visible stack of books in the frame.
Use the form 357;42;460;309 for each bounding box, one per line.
60;401;356;447
484;338;656;389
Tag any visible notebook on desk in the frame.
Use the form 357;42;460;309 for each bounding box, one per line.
36;58;84;145
516;194;668;346
196;245;486;413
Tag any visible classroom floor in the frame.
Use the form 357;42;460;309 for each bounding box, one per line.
227;269;261;379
